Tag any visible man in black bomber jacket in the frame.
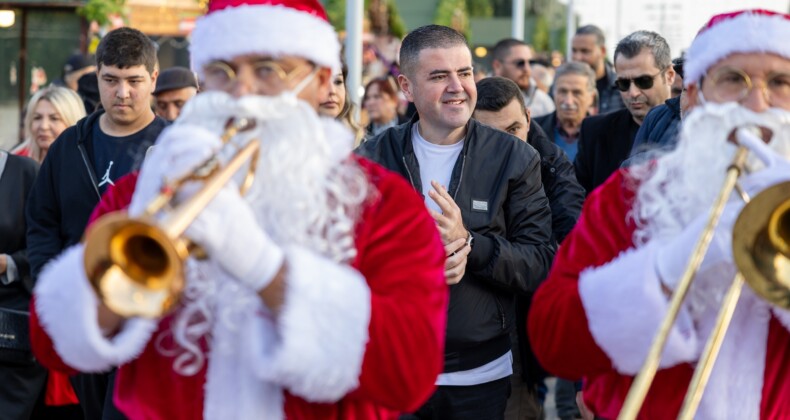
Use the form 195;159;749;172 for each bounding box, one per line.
356;24;555;418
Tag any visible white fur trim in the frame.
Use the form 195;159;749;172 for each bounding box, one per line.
33;245;157;372
578;242;699;375
249;246;371;401
190;4;341;76
686;12;790;86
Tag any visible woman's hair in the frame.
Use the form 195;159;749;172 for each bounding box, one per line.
363;76;399;103
335;62;364;145
24;86;86;161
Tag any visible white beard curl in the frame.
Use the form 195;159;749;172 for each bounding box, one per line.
629;103;790;319
150;91;372;376
630;102;790;245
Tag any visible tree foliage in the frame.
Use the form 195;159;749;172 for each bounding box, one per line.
77;0;125;26
326;0;406;38
434;0;469;38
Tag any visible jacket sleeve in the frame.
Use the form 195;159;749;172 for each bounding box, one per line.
574;121;594;195
25;152;64;280
545;146;584;244
528;171;632;380
467;151;556;295
344;163;447;412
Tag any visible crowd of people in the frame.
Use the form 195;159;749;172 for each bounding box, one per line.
2;0;790;419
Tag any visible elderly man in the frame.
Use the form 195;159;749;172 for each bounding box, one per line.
529;9;790;419
571;25;624;114
535;61;598;161
573;30;675;193
491;38;555;118
28;0;448;419
152;66;199;122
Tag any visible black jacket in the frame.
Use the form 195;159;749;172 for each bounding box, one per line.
0;154;38;306
626;96;682;165
527;124;584;244
574;108;640;194
26;111;167;280
357;117;555;372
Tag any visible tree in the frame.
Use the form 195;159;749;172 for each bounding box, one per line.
466;0;492;17
434;0;469;38
326;0;406;38
77;0;125;27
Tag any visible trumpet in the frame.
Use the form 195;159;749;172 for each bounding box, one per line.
619;128;790;419
83;118;259;319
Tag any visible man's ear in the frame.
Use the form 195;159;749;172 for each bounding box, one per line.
492;59;502;76
150;69;159;94
664;67;676;89
398;74;414;102
524;107;532;128
686;83;700;108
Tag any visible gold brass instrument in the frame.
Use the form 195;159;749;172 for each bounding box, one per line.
619;127;790;419
83;118;259;319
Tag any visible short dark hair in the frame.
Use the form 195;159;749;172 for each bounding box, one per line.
400;25;468;77
491;38;528;63
475;76;526;114
575;25;606;46
96;27;158;74
614;30;671;70
364;77;399;102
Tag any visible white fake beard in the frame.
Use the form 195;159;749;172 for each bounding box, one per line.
154;91;372;376
630;102;790;245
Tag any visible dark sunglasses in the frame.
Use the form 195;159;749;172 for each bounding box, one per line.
509;59;528;69
614;69;665;92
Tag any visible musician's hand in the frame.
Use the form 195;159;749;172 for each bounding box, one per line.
737;127;790;196
428;181;467;245
445;237;469;285
187;186;284;293
129;125;222;217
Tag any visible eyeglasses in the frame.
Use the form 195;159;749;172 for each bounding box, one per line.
614;70;665;92
705;67;790;105
203;59;313;90
509;59;528;69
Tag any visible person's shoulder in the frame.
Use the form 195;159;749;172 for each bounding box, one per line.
356;121;410;157
582;108;630;131
7;153;38;174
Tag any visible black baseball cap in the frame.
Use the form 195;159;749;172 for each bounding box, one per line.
63;54;94;76
154;67;199;95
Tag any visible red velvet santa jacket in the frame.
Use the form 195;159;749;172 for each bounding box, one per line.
528;169;790;419
29;157;448;420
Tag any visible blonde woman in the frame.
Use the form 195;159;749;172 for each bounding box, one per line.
14;86;86;163
318;64;364;145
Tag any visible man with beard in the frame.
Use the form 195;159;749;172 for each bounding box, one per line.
491;38;556;118
27;0;448;419
571;25;624;114
535;61;598;161
358;25;555;419
529;9;790;419
573;30;675;194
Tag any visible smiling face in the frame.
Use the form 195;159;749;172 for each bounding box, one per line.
398;45;476;143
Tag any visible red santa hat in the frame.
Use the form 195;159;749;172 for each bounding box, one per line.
190;0;341;76
685;9;790;86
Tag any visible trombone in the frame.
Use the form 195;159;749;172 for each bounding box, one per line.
83;118;259;319
619;127;790;419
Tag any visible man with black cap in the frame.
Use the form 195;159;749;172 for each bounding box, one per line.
53;53;96;92
152;66;199;122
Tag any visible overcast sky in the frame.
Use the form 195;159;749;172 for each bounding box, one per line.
563;0;789;60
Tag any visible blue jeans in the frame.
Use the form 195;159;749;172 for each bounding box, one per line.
402;376;512;420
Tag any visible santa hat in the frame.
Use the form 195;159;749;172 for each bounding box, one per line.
190;0;341;76
685;9;790;86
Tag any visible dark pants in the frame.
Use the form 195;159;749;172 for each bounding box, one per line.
70;371;127;420
403;376;511;420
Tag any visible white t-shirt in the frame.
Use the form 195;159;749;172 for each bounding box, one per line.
411;124;514;386
411;123;463;213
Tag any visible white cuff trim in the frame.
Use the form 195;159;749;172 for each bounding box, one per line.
578;243;699;375
251;246;371;402
34;245;157;372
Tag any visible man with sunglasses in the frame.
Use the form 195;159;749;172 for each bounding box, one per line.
491;38;556;118
529;9;790;419
28;0;449;419
573;30;675;194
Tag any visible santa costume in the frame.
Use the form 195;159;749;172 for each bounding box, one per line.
29;1;448;419
528;10;790;420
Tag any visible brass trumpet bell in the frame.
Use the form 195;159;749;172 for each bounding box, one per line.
84;213;187;318
733;180;790;309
